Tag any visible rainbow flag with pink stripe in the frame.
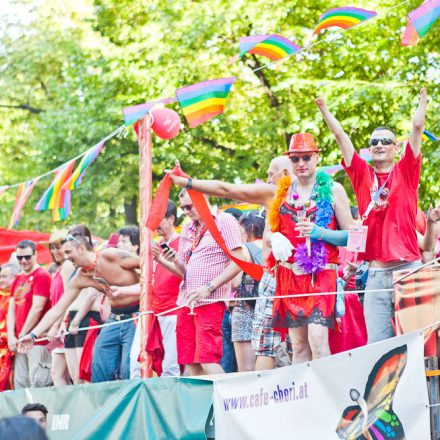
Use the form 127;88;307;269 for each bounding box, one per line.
313;7;377;35
8;179;40;229
123;97;177;126
402;0;440;46
63;142;104;190
176;77;236;128
0;186;9;198
238;34;301;61
35;160;76;221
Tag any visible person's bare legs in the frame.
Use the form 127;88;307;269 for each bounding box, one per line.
201;363;225;375
65;347;85;384
187;363;204;376
308;323;331;360
51;352;70;386
289;326;312;364
234;341;256;372
255;355;275;370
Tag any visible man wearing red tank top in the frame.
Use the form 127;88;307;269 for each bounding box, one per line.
316;88;428;343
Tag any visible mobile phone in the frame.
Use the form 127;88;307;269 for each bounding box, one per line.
160;243;171;252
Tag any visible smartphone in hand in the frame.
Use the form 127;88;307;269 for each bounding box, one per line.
160;242;171;252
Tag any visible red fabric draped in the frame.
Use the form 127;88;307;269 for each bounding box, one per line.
145;315;164;376
79;318;100;382
147;166;263;281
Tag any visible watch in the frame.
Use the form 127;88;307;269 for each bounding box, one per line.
185;178;193;189
207;282;216;293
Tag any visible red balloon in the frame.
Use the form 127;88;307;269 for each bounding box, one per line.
151;107;181;140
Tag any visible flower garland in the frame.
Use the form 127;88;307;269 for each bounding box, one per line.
268;171;335;275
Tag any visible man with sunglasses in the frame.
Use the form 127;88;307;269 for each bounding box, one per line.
315;87;427;344
8;240;52;388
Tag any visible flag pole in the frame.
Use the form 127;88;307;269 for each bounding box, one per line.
137;115;154;378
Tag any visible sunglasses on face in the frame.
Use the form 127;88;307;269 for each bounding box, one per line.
290;154;313;163
369;138;395;146
180;203;194;212
17;254;33;261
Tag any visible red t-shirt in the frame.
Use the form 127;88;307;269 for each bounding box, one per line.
152;236;181;315
11;267;51;345
342;143;421;263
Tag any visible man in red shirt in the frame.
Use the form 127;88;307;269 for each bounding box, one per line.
151;200;181;376
7;240;52;388
315;87;428;343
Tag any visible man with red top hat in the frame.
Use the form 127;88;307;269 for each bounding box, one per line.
266;133;353;362
315;88;427;344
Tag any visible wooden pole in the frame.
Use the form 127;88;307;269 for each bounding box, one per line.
137;115;153;378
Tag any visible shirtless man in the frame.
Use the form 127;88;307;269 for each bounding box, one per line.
17;233;140;383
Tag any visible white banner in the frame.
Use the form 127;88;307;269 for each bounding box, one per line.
213;332;430;439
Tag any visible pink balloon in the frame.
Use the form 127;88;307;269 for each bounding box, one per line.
151;107;181;140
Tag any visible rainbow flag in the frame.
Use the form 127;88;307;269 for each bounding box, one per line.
8;179;40;229
313;7;377;35
176;77;236;128
123;97;177;126
238;34;301;61
423;130;440;141
63;142;105;190
35;160;76;221
402;0;440;45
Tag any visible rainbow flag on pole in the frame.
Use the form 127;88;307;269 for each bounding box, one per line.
35;160;76;221
238;34;301;61
402;0;440;45
313;7;377;35
123;97;177;126
176;77;236;128
423;130;440;141
8;179;40;229
63;142;105;190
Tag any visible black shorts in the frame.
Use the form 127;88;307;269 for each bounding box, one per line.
64;311;102;349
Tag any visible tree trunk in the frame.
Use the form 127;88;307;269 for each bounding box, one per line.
124;197;138;224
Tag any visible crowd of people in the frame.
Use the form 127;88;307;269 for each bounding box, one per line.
0;88;439;393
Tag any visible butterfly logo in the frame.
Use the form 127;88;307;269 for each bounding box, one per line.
336;344;407;440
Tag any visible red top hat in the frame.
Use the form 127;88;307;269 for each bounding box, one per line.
283;133;319;155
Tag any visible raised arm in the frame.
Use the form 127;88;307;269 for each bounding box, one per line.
166;172;276;208
409;87;427;158
419;205;440;252
315;97;356;166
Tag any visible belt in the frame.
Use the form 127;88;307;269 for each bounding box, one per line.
110;312;138;321
276;261;338;275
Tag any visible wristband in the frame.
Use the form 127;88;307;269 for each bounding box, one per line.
207;282;216;293
185;178;193;189
29;332;38;341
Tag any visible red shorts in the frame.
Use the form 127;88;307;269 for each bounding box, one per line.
176;302;225;365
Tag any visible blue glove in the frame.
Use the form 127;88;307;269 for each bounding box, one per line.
310;225;348;247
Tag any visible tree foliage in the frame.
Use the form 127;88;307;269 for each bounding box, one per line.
0;0;438;236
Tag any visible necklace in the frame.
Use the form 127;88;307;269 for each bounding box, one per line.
287;180;318;209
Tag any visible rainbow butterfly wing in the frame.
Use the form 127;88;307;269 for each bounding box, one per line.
336;345;407;439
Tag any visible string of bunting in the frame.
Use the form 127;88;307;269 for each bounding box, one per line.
1;0;439;226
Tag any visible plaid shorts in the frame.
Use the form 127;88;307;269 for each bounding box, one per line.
252;271;289;358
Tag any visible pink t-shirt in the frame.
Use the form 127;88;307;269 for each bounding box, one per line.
50;269;64;307
177;210;242;306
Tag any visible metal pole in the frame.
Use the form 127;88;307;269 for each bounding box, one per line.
137;115;153;378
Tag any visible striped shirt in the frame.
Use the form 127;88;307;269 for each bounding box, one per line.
177;209;242;307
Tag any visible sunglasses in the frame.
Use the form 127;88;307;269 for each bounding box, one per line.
180;203;194;212
17;254;33;261
61;234;80;244
290;154;313;163
369;138;395;146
